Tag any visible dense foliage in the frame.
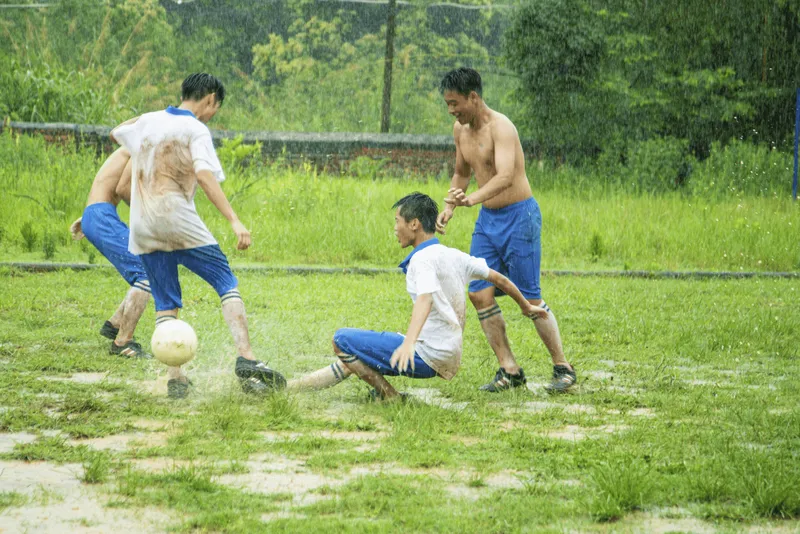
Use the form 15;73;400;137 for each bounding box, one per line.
1;0;797;187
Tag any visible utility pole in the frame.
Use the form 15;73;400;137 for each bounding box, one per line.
380;0;397;133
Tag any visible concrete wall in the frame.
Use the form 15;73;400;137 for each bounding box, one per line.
1;121;540;176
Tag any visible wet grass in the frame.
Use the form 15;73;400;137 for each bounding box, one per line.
2;131;800;272
1;269;799;531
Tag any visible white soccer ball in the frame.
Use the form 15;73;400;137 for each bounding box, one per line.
151;319;198;366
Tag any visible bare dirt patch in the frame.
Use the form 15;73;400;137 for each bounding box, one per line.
217;453;346;505
69;431;169;452
543;424;629;441
0;460;170;533
0;432;38;453
407;388;469;411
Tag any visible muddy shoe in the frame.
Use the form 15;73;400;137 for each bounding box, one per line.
109;340;150;359
100;321;119;340
168;377;192;399
545;365;577;394
480;368;527;392
235;357;287;393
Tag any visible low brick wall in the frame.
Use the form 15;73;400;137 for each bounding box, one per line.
2;121;540;176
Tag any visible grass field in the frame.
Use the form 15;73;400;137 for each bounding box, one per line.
1;267;799;532
2;130;799;273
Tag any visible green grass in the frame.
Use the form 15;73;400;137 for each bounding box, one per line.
1;130;799;272
1;268;799;531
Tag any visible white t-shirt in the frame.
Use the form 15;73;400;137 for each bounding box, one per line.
404;242;490;380
112;108;225;254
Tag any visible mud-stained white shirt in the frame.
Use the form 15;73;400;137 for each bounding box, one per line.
112;107;225;254
404;242;490;380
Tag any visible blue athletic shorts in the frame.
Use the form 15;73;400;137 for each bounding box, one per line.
81;203;149;292
139;244;238;311
333;328;437;379
469;197;542;300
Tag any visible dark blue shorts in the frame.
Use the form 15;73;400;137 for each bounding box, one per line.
81;203;149;292
139;245;238;311
333;328;437;379
469;197;542;300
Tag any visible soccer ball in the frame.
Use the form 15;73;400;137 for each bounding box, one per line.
151;319;198;366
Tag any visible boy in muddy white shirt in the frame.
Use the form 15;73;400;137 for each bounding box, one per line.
111;73;284;399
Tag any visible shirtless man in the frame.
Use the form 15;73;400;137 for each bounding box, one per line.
435;67;577;393
69;149;151;359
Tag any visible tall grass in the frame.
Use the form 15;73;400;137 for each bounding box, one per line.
1;129;798;271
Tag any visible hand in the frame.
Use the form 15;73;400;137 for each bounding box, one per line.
390;342;416;373
523;304;549;321
69;217;84;240
443;188;474;208
436;207;454;235
231;220;251;250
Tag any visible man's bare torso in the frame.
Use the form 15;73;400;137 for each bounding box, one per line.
86;148;132;207
455;109;532;209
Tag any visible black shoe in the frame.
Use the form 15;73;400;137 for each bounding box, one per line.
368;389;409;403
168;377;192;399
480;368;527;392
100;321;119;340
110;340;151;359
235;357;287;393
240;376;271;395
545;365;577;394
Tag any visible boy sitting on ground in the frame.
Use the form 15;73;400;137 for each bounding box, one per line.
288;192;548;400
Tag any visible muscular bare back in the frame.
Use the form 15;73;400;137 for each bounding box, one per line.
453;108;532;210
85;148;132;207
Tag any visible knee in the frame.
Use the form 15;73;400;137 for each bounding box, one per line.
469;291;495;310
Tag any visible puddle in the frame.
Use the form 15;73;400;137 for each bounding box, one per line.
519;401;596;414
0;460;169;533
218;458;348;499
69;432;169;452
543;424;628;441
0;432;38;454
260;430;386;443
38;373;110;385
585;370;614;380
406;388;469;411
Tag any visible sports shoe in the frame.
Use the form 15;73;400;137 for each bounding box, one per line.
168;377;192;399
109;340;150;359
480;368;527;392
100;321;119;340
545;365;577;394
234;356;287;394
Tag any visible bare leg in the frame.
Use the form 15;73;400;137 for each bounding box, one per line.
470;287;522;375
107;298;126;329
529;299;571;370
113;287;150;345
220;288;255;360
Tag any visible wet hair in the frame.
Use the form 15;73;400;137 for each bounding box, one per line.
181;73;225;105
393;192;439;234
439;67;482;97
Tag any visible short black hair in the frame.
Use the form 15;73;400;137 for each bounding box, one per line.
439;67;482;97
393;192;438;234
181;73;225;105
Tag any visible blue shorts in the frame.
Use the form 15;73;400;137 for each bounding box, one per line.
469;197;542;300
333;328;437;379
139;245;238;311
81;203;149;292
